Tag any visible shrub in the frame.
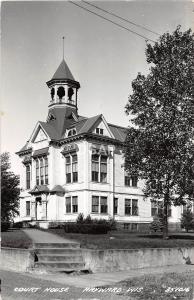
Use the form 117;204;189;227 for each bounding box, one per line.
64;223;109;234
150;216;163;232
1;222;10;232
76;213;84;224
13;221;24;229
181;210;194;233
84;215;92;224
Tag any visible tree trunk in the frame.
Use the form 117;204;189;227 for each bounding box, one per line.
163;195;169;239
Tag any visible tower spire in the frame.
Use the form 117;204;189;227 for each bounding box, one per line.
62;36;65;60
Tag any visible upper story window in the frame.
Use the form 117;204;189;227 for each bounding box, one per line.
26;164;31;189
125;199;138;216
65;154;78;183
35;157;48;185
125;174;138;187
91;154;107;183
96;128;104;135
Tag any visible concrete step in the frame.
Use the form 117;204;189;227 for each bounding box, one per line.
35;261;85;269
35;248;82;255
34;242;80;249
31;267;88;273
37;254;83;262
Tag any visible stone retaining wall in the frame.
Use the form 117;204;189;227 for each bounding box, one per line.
0;247;35;272
1;246;194;273
81;247;194;272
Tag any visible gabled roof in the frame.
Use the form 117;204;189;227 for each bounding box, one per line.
108;124;128;142
52;59;75;81
30;185;50;194
78;114;101;134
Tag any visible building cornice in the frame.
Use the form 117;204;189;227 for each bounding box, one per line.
15;148;32;157
49;133;124;148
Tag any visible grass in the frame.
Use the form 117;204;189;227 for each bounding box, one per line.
1;229;33;249
106;271;194;300
47;229;194;249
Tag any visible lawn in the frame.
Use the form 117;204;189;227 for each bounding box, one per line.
47;229;194;249
1;229;33;249
105;271;194;300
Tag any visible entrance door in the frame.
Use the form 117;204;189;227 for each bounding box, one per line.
35;197;42;220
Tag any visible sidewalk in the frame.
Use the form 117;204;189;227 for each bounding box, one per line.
27;264;194;288
22;229;78;244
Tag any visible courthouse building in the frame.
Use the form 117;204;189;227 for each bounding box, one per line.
16;58;184;230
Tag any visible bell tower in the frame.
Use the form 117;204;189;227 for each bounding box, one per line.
46;59;80;111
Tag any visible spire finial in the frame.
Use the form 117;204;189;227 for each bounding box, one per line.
62;36;65;60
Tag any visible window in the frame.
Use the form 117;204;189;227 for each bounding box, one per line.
72;196;78;213
35;157;49;185
72;154;78;183
96;128;104;135
132;199;138;216
45;157;48;184
36;159;39;185
125;175;131;186
125;199;131;215
40;158;44;185
26;165;31;189
114;198;118;215
131;176;138;187
91;154;107;183
65;154;78;183
100;156;107;183
92;196;99;213
92;196;108;214
65;196;78;214
125;199;139;216
66;197;71;213
92;154;99;182
67;128;76;137
100;197;107;213
26;201;30;216
125;174;138;187
151;201;163;216
131;223;138;231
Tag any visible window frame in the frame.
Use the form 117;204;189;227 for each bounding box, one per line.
92;195;108;214
26;201;30;216
91;154;107;183
26;164;31;189
65;153;78;184
125;199;139;216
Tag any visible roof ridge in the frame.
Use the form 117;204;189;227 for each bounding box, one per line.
108;122;128;130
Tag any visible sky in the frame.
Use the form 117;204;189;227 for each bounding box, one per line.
1;0;193;174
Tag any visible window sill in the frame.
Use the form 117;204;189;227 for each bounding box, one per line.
125;215;139;217
91;181;109;184
91;213;108;215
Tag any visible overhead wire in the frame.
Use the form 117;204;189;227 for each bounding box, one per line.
83;0;160;36
68;1;156;43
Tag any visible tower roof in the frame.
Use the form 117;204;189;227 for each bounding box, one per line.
52;59;75;81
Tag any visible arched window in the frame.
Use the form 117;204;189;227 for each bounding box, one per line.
57;86;65;100
51;88;55;100
67;128;77;137
68;87;74;101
